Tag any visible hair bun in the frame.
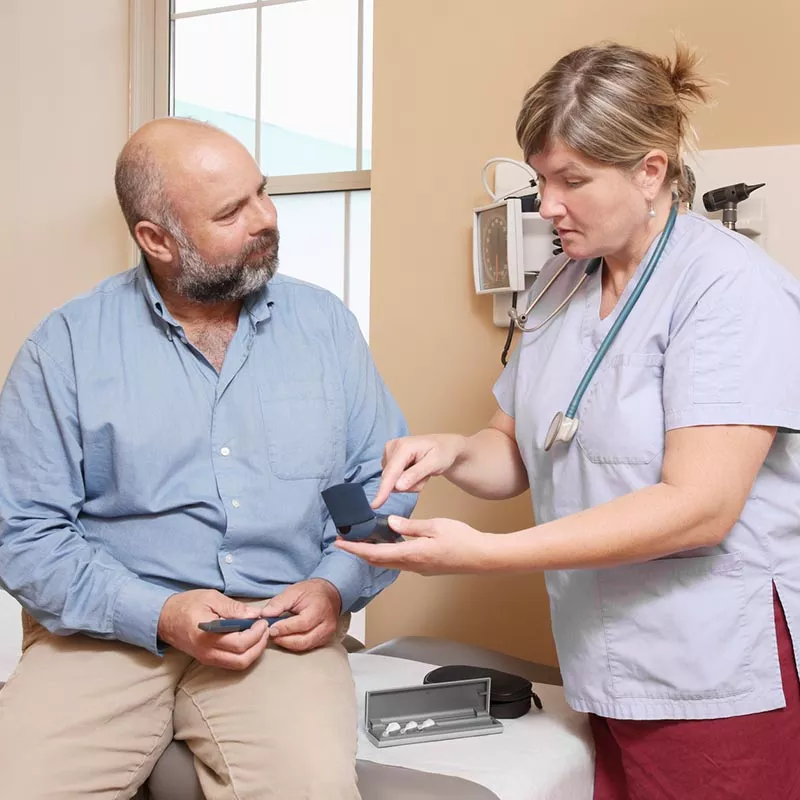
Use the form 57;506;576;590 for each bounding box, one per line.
661;43;711;104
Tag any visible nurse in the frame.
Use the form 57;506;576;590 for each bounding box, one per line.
336;43;800;798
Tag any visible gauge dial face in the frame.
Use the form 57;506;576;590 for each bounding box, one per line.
479;205;509;290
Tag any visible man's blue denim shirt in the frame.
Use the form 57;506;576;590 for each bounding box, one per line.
0;264;416;654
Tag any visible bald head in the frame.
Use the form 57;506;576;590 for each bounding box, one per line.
115;118;279;305
114;117;245;237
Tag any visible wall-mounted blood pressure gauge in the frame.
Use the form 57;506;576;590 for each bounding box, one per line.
473;199;525;293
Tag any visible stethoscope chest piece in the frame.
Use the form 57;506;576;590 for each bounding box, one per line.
544;412;580;451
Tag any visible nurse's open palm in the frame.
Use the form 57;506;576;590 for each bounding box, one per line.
371;434;467;508
336;515;493;575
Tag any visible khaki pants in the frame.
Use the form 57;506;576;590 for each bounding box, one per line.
0;610;360;800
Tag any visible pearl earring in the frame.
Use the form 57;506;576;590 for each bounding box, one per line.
648;200;656;218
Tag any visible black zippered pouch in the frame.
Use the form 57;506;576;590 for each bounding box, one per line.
423;665;543;719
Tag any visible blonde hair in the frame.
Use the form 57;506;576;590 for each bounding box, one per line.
515;42;710;202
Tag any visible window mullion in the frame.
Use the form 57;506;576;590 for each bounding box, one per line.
267;171;370;196
171;0;307;22
356;0;364;172
254;3;263;166
343;191;352;308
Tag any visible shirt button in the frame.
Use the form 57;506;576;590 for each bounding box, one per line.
231;499;241;508
224;554;233;564
220;447;231;457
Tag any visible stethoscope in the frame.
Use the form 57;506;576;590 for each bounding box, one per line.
507;197;679;451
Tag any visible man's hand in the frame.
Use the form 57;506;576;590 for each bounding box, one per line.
158;589;269;670
260;579;342;653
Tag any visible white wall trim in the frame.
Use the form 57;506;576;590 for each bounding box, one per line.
129;0;171;133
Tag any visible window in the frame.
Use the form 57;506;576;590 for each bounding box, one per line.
134;0;373;335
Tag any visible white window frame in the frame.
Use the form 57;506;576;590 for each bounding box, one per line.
129;0;371;196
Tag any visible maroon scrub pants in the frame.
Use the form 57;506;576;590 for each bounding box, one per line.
591;586;800;799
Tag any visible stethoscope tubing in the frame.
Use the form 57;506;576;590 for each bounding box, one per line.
566;201;678;418
511;197;679;449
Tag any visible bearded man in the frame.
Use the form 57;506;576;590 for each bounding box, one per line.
0;118;414;800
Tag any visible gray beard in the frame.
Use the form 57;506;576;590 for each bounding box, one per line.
173;228;280;304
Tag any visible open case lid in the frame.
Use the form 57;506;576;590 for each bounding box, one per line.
365;677;493;724
321;483;374;527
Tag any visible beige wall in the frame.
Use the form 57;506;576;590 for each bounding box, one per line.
0;0;131;379
367;0;800;665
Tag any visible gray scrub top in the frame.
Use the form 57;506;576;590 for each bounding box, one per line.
494;212;800;720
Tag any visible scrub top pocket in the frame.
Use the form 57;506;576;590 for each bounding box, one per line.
599;553;753;701
576;354;665;465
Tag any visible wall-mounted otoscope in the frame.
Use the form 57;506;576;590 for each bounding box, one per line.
702;182;765;231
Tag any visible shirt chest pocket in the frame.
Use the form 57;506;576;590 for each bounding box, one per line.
258;380;336;480
576;354;665;465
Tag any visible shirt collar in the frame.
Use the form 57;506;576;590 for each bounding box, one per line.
136;259;181;329
243;283;274;325
136;259;274;330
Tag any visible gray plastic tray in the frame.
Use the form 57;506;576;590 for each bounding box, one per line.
364;677;504;748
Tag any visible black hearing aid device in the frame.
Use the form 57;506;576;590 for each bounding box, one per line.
321;482;401;543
